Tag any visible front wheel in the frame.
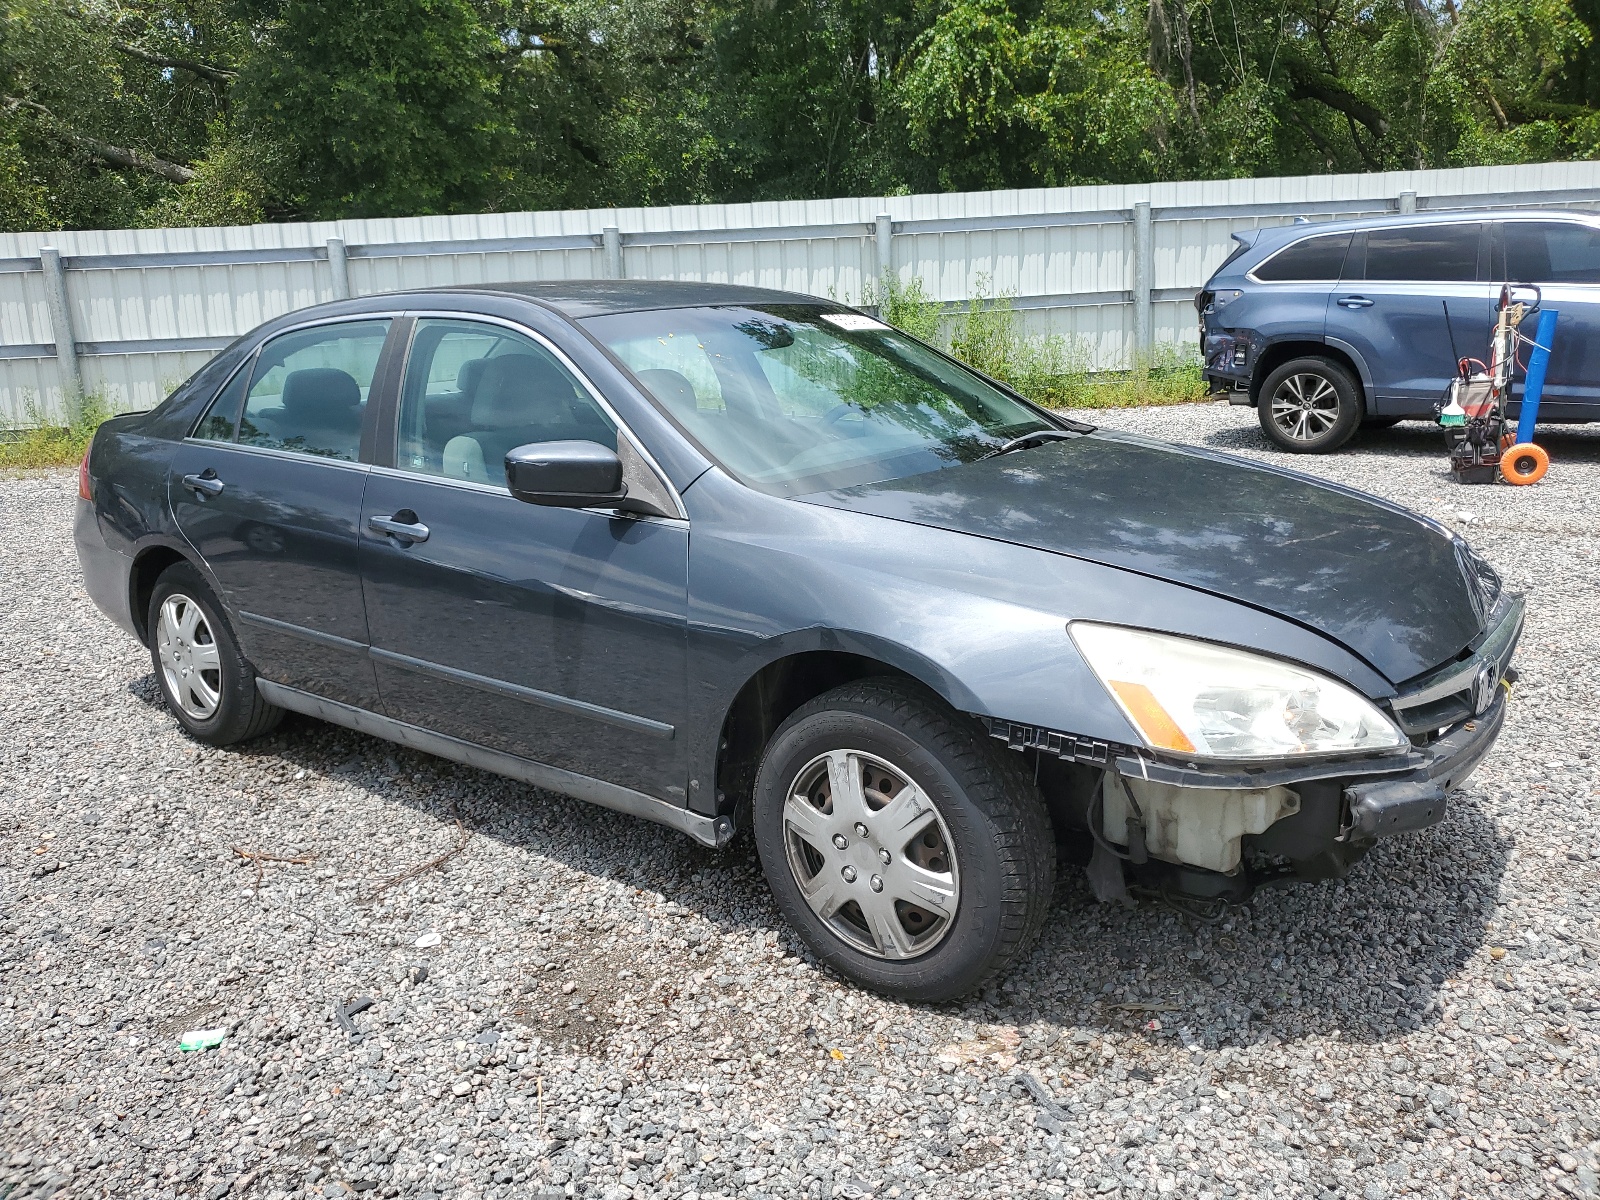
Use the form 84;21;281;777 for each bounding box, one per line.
753;678;1054;1001
1257;356;1363;453
147;562;283;746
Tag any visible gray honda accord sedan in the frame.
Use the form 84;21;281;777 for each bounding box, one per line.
74;281;1521;1000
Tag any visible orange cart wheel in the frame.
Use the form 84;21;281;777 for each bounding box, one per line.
1500;442;1549;485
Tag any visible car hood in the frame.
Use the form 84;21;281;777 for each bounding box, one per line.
802;431;1498;684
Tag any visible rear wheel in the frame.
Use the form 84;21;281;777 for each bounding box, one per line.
752;678;1054;1001
1257;356;1362;453
148;562;283;746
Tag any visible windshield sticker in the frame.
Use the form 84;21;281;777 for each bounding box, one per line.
821;313;889;332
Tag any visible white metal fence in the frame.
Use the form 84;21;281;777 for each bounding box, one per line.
3;160;1598;425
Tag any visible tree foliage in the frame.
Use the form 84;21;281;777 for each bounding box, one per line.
0;0;1595;231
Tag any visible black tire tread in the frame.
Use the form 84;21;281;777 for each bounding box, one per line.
772;676;1055;998
1257;355;1362;454
148;562;284;746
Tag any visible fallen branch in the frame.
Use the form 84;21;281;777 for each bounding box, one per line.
362;820;473;901
232;845;317;891
633;1028;682;1072
112;42;238;84
1;96;196;182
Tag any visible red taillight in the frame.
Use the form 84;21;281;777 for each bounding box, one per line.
78;446;92;501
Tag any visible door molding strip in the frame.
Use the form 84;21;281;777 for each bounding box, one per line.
368;646;675;739
238;610;368;653
256;681;728;847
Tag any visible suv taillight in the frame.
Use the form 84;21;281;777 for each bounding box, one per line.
78;446;92;501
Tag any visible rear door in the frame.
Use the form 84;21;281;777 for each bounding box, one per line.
1326;222;1496;415
169;317;396;709
1498;217;1600;413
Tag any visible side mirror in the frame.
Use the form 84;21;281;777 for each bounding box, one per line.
504;441;627;508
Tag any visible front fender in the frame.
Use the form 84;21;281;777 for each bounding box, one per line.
681;469;1392;816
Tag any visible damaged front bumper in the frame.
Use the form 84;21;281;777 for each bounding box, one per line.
989;665;1512;904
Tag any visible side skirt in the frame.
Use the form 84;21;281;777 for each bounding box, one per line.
256;680;733;849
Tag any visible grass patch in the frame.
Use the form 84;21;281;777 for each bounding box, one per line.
0;393;110;470
873;273;1210;410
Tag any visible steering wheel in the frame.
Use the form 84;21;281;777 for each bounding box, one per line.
822;403;866;427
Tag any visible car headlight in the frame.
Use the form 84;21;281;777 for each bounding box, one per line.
1069;623;1405;760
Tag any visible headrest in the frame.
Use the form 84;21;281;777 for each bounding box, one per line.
456;356;488;397
280;368;360;414
635;368;698;412
470;353;577;428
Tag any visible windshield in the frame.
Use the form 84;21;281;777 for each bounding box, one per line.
581;304;1057;496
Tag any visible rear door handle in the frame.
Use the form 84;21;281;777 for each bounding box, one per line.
181;472;224;497
1336;295;1374;309
369;513;430;544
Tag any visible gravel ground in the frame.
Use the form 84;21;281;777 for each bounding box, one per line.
3;404;1599;1200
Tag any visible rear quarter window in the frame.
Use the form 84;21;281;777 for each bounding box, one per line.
1251;233;1352;282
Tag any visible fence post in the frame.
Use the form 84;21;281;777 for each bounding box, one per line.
602;226;623;280
326;237;351;299
1398;190;1418;214
1132;201;1153;367
40;247;83;418
875;212;894;282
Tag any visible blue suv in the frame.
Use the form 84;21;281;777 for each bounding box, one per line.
1197;210;1600;452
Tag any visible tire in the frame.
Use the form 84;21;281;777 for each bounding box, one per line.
752;677;1054;1001
147;562;283;746
1500;442;1549;485
1257;356;1363;453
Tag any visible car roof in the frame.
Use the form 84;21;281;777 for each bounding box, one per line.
1247;207;1599;249
408;279;829;319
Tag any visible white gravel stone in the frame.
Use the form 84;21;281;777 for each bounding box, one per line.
3;403;1599;1200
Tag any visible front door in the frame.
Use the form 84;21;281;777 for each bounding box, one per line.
1325;222;1497;415
1500;218;1600;414
358;317;690;802
170;317;393;708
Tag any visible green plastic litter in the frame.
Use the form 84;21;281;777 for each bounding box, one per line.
178;1027;227;1052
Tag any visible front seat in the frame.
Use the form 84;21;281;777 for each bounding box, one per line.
275;367;363;459
442;354;611;483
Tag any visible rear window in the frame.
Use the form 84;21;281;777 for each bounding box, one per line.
1252;233;1352;282
1504;221;1600;285
1361;224;1484;282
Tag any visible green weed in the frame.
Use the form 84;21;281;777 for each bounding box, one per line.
0;392;111;470
875;273;1208;411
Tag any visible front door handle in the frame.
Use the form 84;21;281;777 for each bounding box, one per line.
1336;295;1375;309
369;513;430;544
181;471;224;497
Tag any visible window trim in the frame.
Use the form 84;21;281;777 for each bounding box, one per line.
185;313;404;461
386;310;688;521
1244;231;1355;284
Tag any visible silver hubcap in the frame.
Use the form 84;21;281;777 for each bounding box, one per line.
1269;373;1340;442
782;750;959;960
156;593;222;721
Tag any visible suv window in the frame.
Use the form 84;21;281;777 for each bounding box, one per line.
395;318;615;484
1361;224;1484;282
1252;233;1351;282
1504;221;1600;285
237;320;391;460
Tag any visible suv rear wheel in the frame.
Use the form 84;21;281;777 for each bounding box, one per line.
1257;356;1362;453
752;678;1054;1001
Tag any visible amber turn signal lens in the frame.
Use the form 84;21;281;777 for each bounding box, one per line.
1108;680;1197;754
78;447;92;501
